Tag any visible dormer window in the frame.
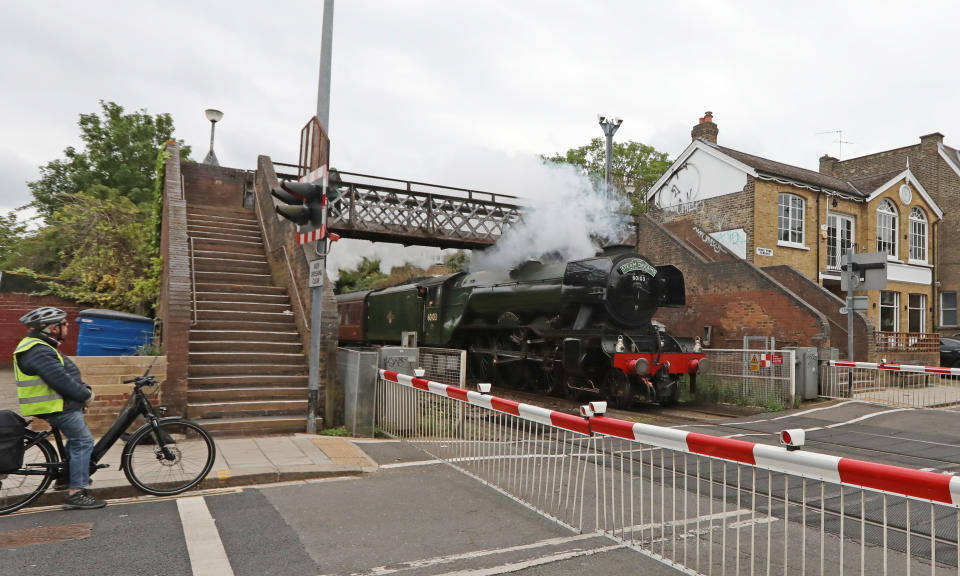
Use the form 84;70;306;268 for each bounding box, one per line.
908;206;928;263
876;199;898;257
778;193;805;246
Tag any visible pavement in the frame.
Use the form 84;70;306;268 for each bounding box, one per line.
30;433;378;507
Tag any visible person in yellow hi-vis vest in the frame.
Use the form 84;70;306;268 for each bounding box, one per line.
13;307;106;510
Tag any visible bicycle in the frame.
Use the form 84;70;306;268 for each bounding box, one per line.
0;362;216;515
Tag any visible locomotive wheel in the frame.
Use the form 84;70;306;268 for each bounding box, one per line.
531;365;561;396
604;369;633;409
467;336;497;384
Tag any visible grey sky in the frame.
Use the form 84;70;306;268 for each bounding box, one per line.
2;1;958;273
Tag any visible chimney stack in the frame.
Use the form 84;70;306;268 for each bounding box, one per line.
691;111;718;144
819;154;839;176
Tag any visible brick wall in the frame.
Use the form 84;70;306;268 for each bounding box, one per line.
0;293;84;367
254;156;340;426
157;142;190;414
764;265;873;360
181;162;250;209
638;215;831;350
69;356;167;436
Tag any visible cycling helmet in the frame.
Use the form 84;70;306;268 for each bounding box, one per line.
19;307;67;330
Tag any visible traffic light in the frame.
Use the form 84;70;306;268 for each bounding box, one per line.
271;181;324;230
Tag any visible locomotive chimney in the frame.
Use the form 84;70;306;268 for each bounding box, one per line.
691;111;718;144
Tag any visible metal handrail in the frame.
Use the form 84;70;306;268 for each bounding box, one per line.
337;170;518;203
189;236;197;327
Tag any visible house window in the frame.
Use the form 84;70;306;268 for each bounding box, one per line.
909;207;928;263
876;199;898;257
778;193;805;245
908;293;926;332
880;290;900;331
827;213;855;270
942;292;958;327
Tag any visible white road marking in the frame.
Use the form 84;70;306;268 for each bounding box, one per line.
334;533;604;576
718;406;912;438
177;496;235;576
380;459;445;469
428;544;626;576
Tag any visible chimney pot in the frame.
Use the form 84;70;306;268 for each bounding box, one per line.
692;111;718;143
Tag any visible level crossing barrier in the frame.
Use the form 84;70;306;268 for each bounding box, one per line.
822;359;960;408
376;369;960;575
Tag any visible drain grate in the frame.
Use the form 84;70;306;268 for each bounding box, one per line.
0;523;93;549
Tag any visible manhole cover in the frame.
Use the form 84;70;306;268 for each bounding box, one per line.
0;523;93;549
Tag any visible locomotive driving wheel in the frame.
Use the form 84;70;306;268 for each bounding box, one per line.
604;368;633;409
467;335;497;384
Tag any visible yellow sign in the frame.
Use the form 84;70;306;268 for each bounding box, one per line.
749;353;760;372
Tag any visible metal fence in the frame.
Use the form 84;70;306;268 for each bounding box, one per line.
697;349;797;409
376;369;960;575
822;360;960;408
418;347;467;388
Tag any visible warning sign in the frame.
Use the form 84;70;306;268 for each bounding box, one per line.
771;353;784;365
749;353;760;372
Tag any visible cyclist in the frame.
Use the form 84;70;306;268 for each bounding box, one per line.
11;306;107;510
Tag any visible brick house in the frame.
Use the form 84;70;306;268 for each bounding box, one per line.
820;133;960;336
646;113;942;357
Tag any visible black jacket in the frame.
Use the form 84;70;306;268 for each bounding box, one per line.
15;330;92;414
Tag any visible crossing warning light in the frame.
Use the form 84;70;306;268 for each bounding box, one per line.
271;181;324;229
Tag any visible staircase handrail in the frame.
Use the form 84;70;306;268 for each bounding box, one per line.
189;236;197;327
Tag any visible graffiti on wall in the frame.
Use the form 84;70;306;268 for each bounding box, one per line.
709;228;747;259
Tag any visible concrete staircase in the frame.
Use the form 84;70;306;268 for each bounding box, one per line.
185;205;308;435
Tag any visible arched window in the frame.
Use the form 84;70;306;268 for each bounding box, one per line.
876;199;898;257
909;206;928;263
778;193;805;245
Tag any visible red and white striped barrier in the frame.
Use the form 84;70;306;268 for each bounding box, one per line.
829;359;960;376
379;370;591;436
380;369;960;506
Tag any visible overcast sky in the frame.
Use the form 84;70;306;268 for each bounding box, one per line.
3;1;958;273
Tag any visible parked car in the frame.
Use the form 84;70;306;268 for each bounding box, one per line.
940;337;960;367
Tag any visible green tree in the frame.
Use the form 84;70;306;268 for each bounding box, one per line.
0;211;27;268
47;187;159;313
443;250;469;272
28;100;190;219
334;257;389;294
543;137;671;212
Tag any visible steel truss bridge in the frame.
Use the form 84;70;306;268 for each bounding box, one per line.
276;164;524;250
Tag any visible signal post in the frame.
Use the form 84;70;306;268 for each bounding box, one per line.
273;166;340;434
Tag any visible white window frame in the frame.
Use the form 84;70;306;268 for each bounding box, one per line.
777;193;805;248
941;291;958;327
876;199;898;258
826;212;855;271
907;293;926;333
908;207;928;264
879;290;900;332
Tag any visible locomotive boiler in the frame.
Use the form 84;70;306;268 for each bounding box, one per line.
337;246;704;406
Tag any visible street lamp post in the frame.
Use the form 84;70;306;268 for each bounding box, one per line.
203;109;223;166
598;115;623;199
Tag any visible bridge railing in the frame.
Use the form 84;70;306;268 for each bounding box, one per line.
376;368;960;575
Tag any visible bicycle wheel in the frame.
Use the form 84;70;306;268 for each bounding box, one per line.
0;437;57;515
122;419;215;496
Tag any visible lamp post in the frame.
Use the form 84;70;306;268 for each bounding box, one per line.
598;115;623;199
203;109;223;166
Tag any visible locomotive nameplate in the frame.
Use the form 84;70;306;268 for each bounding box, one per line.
617;259;657;277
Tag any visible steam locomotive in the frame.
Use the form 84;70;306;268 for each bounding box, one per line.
337;246;704;406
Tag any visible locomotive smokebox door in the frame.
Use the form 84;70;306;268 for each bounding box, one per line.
563;338;582;374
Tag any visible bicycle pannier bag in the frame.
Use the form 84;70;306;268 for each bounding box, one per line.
0;410;27;473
